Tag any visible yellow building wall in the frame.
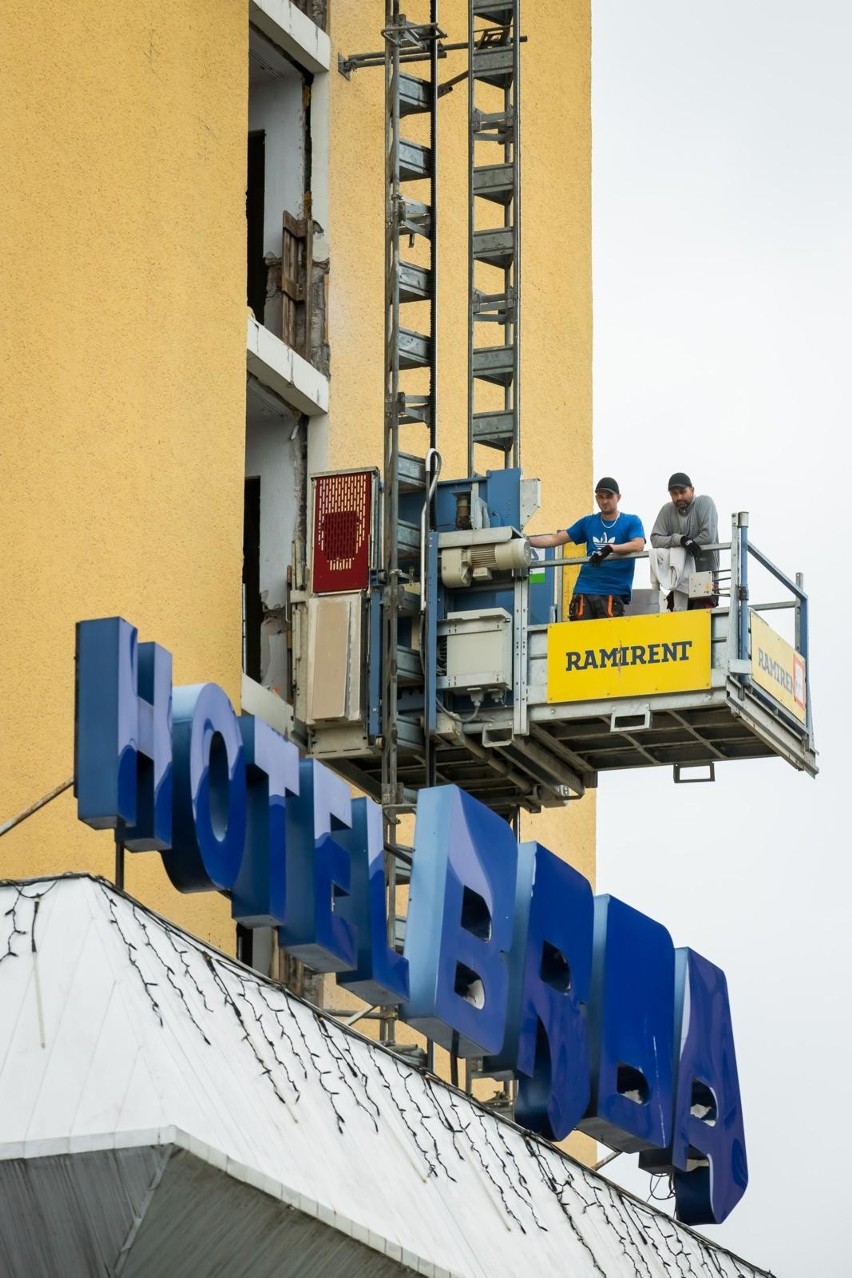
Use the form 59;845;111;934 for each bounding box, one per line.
327;3;595;1161
0;2;248;949
328;2;595;881
1;1;596;1160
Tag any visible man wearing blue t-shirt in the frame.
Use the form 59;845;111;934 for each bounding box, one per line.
528;477;646;620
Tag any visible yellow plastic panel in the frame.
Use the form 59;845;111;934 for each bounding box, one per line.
547;612;712;702
750;611;806;723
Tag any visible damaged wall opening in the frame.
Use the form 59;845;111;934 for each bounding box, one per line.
242;475;262;681
244;376;306;698
246;132;267;323
248;27;306;339
247;24;328;373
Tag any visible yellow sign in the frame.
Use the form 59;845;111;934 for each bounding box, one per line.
547;612;712;703
750;611;806;723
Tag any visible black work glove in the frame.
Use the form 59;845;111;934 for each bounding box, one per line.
588;544;614;567
680;535;702;559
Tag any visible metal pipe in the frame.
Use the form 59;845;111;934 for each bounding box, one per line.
0;777;73;839
746;540;808;599
796;570;815;749
738;512;750;665
420;449;442;612
541;541;730;569
339;35;529;79
345;1003;379;1026
114;823;126;891
795;571;807;661
726;513;742;679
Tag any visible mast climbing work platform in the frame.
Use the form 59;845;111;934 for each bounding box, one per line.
293;492;817;815
301;7;816;827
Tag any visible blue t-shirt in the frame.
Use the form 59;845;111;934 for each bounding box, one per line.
565;512;645;601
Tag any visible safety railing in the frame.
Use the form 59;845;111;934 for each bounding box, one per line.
531;512;812;742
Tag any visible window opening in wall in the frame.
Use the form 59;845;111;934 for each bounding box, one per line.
246;132;267;321
243;475;262;682
244;375;305;697
248;26;307;336
289;0;327;27
236;922;274;978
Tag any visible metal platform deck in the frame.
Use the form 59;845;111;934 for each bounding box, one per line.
308;607;816;815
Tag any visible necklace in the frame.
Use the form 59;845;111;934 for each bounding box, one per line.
600;513;620;529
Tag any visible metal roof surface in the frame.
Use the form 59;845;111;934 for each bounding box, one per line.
0;876;769;1277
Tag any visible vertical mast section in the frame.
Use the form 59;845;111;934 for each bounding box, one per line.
467;0;521;474
381;0;402;827
381;5;441;845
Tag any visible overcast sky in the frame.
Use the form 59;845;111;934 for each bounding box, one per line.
589;3;851;1273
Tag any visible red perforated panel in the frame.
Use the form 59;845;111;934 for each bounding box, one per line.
312;470;373;594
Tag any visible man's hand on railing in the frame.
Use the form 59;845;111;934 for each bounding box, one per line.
588;544;614;567
680;535;702;559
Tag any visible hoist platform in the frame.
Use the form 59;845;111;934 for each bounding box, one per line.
297;606;815;814
290;468;816;815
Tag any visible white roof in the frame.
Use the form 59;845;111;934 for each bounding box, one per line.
0;876;768;1277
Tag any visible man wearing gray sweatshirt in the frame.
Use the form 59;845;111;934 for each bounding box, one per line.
650;472;719;609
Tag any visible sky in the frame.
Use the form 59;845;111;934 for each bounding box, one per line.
589;3;851;1274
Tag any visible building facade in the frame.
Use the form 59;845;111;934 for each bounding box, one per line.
0;7;775;1267
1;1;593;954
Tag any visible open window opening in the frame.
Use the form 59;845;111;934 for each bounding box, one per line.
248;26;324;364
244;375;306;698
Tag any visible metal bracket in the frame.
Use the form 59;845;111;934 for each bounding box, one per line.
338;23;448;77
481;724;514;748
610;708;652;733
339;31;523;79
673;762;716;784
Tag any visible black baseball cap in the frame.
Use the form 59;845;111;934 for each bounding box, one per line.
668;472;693;490
595;476;620;494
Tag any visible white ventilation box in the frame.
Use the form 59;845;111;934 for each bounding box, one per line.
305;594;362;723
437;608;513;693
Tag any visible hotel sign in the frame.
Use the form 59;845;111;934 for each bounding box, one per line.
74;617;748;1227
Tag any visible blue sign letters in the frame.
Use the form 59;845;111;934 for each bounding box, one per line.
403;786;517;1055
73;618;748;1225
75;616;173;850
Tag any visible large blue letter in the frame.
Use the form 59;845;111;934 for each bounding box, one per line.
278;759;357;971
401;786;516;1056
231;718;300;927
639;948;748;1225
336;797;409;1005
483;842;593;1141
75;617;173;850
163;684;247;892
581;896;675;1152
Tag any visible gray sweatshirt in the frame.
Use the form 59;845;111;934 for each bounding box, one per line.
650;494;719;574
